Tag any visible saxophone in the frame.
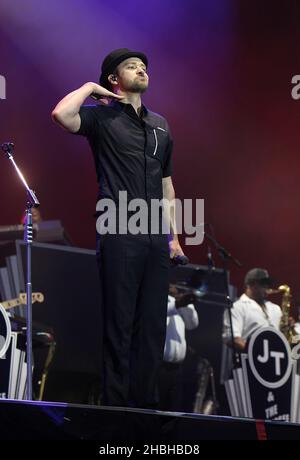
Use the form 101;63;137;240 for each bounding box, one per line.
269;284;300;345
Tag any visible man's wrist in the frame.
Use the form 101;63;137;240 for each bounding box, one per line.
83;82;97;95
169;235;179;243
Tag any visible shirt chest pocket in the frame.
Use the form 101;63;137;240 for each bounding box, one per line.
146;127;169;164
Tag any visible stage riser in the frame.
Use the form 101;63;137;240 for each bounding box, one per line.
0;400;299;440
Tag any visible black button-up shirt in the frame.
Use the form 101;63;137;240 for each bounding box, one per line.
76;101;173;204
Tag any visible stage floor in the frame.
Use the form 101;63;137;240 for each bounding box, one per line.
0;399;300;440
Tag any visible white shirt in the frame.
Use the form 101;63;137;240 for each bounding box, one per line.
223;293;282;343
163;295;199;363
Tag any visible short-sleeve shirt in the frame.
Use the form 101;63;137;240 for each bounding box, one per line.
223;293;282;342
75;101;173;203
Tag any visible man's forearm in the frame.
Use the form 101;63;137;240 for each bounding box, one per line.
51;82;96;132
162;176;178;241
234;337;246;351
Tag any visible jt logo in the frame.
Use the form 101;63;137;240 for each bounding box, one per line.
257;339;285;375
0;75;6;99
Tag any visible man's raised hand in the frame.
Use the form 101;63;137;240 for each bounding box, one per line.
90;84;124;103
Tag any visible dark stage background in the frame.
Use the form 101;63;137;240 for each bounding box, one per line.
1;0;300;304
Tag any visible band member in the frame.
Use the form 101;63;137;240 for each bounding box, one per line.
158;286;198;411
52;48;185;409
223;268;282;351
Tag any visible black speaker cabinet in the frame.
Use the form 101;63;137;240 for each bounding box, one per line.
16;241;102;404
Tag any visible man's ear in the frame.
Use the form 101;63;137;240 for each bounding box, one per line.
108;74;118;85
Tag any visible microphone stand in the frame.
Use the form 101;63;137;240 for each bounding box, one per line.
207;245;214;274
1;142;40;400
204;230;242;369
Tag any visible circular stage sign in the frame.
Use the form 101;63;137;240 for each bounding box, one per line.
248;327;292;389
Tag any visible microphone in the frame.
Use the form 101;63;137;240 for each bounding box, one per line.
171;255;189;266
1;142;14;153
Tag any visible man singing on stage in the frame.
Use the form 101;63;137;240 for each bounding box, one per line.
52;48;185;409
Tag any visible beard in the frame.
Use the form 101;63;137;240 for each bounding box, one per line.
127;79;148;94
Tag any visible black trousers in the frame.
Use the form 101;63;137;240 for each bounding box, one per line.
158;361;183;412
96;233;169;409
